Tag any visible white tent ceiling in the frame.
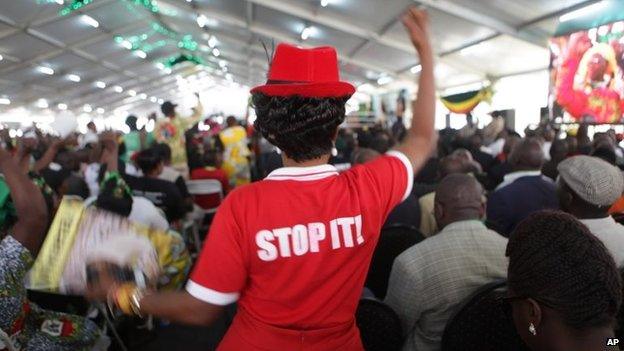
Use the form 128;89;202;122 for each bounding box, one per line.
0;0;598;117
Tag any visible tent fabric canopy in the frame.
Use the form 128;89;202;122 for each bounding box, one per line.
0;0;593;117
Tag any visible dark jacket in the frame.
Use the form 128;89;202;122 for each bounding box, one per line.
486;175;559;237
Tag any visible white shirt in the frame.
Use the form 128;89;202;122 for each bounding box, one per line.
159;166;182;183
385;220;508;351
581;216;624;267
129;197;170;231
542;141;552;161
84;163;101;197
85;196;169;231
486;138;505;157
495;170;544;191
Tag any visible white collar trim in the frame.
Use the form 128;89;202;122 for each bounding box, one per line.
496;170;544;190
266;164;339;181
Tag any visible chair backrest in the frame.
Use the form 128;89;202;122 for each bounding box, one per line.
356;298;403;351
365;224;425;299
441;280;529;351
186;179;223;198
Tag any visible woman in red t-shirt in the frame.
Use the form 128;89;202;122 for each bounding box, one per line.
87;7;436;351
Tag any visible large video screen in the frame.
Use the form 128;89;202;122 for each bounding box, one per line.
550;22;624;124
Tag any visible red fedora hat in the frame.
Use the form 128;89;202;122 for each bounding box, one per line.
251;43;355;98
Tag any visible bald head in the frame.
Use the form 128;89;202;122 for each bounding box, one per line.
508;138;544;171
434;174;485;229
438;155;469;179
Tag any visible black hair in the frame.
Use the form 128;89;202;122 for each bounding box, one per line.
506;211;621;330
251;93;349;162
549;138;568;159
204;149;220;167
152;143;172;163
370;130;395;154
63;175;90;199
161;101;176;117
95;177;132;217
591;146;617;165
135;148;162;175
126;115;138;131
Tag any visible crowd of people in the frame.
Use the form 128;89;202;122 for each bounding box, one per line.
1;6;623;351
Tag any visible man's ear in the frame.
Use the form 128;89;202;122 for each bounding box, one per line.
434;202;444;227
479;200;486;220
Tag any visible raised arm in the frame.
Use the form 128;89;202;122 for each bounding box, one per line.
99;132;119;173
393;7;437;171
0;147;48;256
185;93;205;128
33;138;64;173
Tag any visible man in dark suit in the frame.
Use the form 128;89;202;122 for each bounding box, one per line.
487;138;559;236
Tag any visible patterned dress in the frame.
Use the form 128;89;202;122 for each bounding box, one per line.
155;104;204;170
0;236;101;351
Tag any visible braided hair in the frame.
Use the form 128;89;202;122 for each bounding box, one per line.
506;211;622;329
251;93;349;162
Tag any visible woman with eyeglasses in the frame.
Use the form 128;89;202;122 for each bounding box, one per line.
506;211;622;351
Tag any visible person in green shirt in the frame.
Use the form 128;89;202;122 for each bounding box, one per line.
122;115;154;163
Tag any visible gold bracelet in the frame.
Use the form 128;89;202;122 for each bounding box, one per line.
115;283;138;316
129;288;144;318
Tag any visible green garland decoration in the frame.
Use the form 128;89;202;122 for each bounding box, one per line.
60;0;165;16
164;54;205;68
54;0;214;69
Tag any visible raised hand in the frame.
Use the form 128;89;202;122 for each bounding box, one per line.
401;6;432;55
99;131;118;152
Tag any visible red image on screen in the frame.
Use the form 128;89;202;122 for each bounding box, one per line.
550;22;624;124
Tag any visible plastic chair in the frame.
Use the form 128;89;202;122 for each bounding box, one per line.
356;298;403;351
186;179;224;214
365;224;425;299
441;280;529;351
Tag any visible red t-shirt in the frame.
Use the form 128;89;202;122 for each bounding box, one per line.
187;151;413;350
190;167;230;209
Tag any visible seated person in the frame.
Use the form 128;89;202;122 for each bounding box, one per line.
487;134;521;190
385;174;508;351
153;143;193;210
90;134;188;290
0;147;104;350
94;136;169;231
487;138;559;236
557;155;624;266
505;211;621;351
418;153;475;237
190;149;230;210
124;148;187;223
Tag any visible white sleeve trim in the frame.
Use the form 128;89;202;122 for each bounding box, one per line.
385;150;414;202
185;280;240;306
